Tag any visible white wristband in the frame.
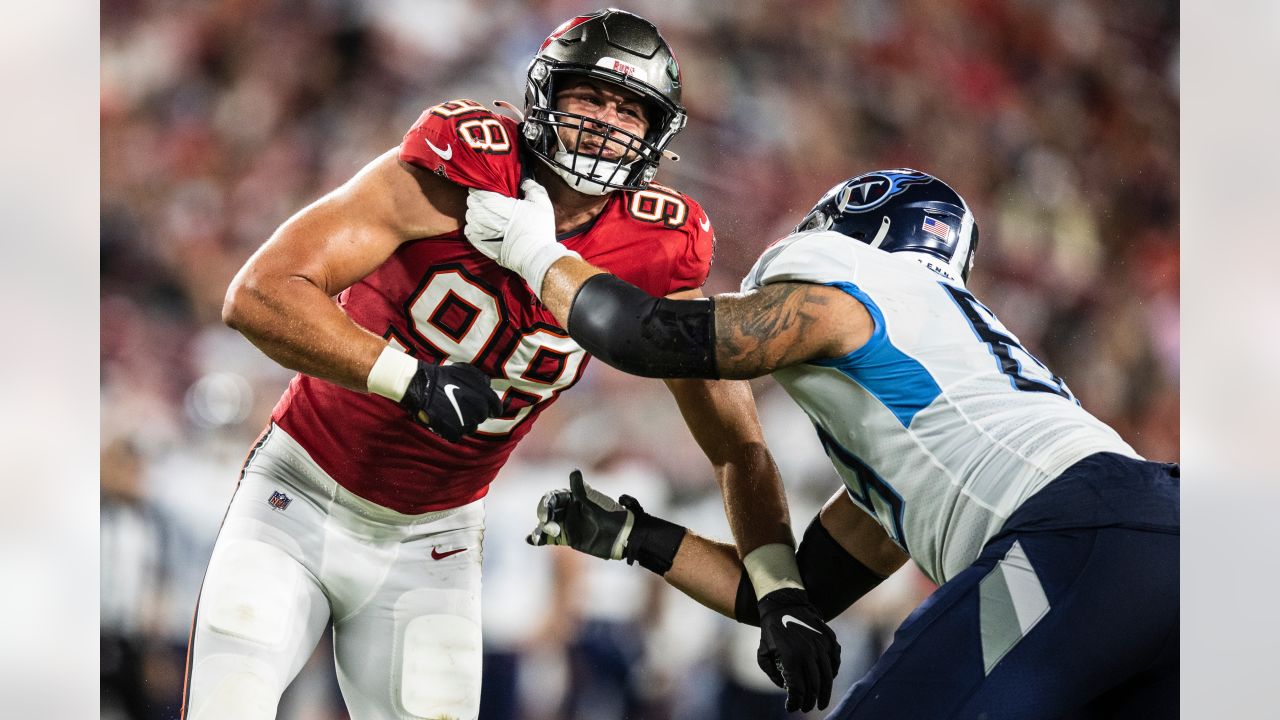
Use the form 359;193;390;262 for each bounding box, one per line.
367;345;419;402
520;245;581;299
743;542;805;599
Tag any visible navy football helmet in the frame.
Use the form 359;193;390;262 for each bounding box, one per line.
795;169;979;284
523;9;686;195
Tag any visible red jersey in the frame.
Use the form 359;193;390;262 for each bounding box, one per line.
271;99;715;514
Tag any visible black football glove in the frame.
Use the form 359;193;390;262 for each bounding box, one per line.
528;470;686;574
757;587;842;713
399;361;501;442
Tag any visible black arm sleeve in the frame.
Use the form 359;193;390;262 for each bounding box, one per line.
733;515;887;626
566;274;719;379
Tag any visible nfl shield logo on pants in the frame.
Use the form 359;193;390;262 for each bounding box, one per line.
268;490;292;511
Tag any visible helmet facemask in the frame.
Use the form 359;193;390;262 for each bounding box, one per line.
524;64;685;195
522;10;687;195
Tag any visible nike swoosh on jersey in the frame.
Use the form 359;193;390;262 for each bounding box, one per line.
425;137;453;161
431;547;467;560
443;384;466;424
780;614;820;634
698;216;711;232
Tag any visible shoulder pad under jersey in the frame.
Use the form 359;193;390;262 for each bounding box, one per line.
619;181;717;292
399;99;522;196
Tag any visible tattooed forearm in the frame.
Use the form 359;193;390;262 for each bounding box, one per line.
713;283;867;378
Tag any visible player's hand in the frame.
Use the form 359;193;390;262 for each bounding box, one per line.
464;179;579;295
756;587;842;713
464;178;556;265
527;469;633;560
399;360;501;442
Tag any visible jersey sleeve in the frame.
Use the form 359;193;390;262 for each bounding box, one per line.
399;99;521;196
740;230;861;292
662;191;715;294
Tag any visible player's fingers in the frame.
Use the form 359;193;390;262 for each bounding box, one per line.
536;492;559;524
796;650;820;712
756;647;785;689
541;520;561;538
544;490;572;519
784;668;801;712
464;191;512;236
520;178;550;204
816;642;835;710
828;632;842;679
569;469;587;500
467;188;507;208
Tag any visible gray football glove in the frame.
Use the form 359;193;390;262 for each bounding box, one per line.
527;470;685;574
528;470;633;559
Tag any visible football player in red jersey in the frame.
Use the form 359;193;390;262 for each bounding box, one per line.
182;9;839;720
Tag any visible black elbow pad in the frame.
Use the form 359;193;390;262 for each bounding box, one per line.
567;274;719;379
796;516;885;621
732;517;886;626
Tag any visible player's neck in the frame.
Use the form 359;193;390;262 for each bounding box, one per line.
535;165;612;235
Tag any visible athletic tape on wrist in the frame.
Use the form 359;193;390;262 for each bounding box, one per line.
743;543;804;600
523;246;581;299
367;345;419;402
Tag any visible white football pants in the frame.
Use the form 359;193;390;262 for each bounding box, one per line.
182;424;485;720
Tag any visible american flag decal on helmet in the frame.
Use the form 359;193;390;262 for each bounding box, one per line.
922;216;952;240
268;490;293;511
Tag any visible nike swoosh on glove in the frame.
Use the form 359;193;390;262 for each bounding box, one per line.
757;587;842;712
399;361;501;442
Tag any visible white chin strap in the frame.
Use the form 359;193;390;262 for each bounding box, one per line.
549;150;634;196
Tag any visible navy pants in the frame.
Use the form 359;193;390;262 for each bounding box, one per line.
829;453;1179;719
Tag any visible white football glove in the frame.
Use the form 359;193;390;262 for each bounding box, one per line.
464;178;580;297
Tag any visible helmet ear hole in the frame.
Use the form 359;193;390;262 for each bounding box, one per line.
796;211;829;233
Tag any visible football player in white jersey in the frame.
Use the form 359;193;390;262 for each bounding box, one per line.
461;170;1179;718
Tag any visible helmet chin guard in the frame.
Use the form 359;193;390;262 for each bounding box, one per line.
546;148;637;197
523;10;686;194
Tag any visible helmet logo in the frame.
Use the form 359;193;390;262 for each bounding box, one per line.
596;56;648;83
540;15;593;52
842;179;884;206
835;170;933;213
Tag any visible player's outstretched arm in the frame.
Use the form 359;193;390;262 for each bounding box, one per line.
223;149;500;439
464;184;874;380
530;472;906;712
532;476;906;620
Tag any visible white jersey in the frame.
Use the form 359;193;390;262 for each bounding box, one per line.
741;230;1139;584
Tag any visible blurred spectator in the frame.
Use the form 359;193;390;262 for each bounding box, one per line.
101;437;188;720
101;0;1178;717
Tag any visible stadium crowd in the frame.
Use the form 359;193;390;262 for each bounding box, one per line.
100;1;1178;718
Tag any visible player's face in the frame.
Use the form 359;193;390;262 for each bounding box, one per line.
553;80;651;162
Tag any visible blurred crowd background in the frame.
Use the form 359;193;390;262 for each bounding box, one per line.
100;0;1178;718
